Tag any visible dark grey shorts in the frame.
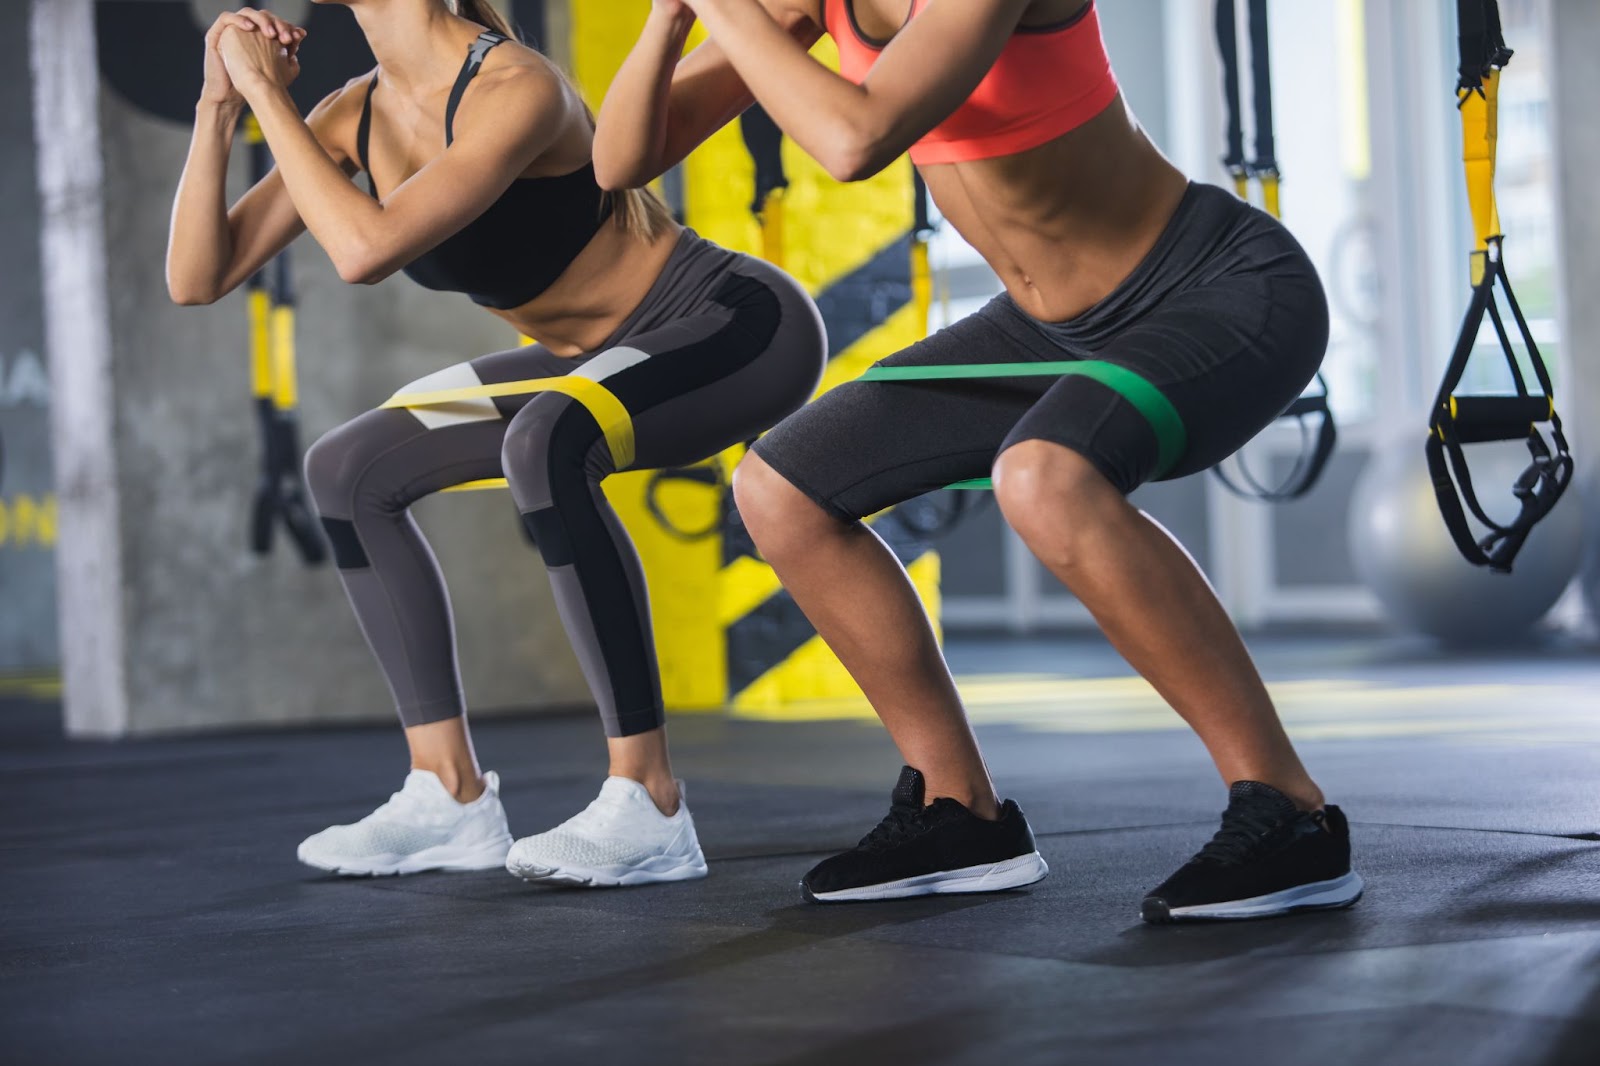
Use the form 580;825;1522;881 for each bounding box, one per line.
752;182;1330;519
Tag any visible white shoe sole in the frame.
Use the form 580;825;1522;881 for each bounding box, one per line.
1148;870;1366;922
803;851;1049;903
507;848;709;887
298;836;512;878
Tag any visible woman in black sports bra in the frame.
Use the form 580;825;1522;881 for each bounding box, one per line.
167;2;824;887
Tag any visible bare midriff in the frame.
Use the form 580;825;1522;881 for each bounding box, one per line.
919;102;1189;323
837;0;1190;323
485;219;681;357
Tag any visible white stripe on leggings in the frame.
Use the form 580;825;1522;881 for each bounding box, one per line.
397;362;500;430
569;346;651;383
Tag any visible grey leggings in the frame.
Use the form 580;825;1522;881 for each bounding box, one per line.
304;232;825;735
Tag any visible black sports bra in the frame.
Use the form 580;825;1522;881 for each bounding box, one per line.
356;32;614;310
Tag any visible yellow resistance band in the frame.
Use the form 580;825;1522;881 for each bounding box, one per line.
1459;68;1502;283
381;377;636;492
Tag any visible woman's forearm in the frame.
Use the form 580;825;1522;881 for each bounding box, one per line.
167;100;245;305
691;0;878;180
594;8;697;189
242;81;385;282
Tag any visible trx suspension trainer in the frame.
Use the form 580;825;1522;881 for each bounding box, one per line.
1210;0;1337;503
1425;0;1572;573
244;114;325;565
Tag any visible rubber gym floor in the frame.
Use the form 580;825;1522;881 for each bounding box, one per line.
4;634;1598;1066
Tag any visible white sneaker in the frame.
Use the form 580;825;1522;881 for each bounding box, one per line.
505;777;709;887
297;769;513;876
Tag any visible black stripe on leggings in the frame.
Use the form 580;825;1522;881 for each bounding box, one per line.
541;403;660;725
601;272;782;413
535;272;784;733
319;517;369;570
521;508;571;566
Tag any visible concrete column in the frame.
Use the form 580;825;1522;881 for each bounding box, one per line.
1548;0;1600;631
31;0;125;733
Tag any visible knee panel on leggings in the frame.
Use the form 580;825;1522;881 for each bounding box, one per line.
304;417;390;570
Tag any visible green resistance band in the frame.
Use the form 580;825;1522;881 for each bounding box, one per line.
858;360;1188;488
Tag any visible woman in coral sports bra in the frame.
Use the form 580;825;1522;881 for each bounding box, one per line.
597;0;1364;921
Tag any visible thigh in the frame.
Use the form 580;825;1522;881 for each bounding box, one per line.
310;344;572;512
509;258;828;480
305;404;504;515
1006;269;1330;494
751;308;1048;521
604;263;827;474
466;342;578;418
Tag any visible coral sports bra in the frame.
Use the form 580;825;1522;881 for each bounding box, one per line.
824;0;1120;166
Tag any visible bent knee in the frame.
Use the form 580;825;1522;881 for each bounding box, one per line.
500;394;594;484
732;453;838;554
992;441;1120;544
304;417;380;510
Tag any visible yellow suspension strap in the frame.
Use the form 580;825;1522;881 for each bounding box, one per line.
1209;0;1337;502
381;377;635;493
1214;0;1250;200
1425;0;1571;572
743;105;789;268
244;114;325;564
911;172;935;337
1215;0;1281;209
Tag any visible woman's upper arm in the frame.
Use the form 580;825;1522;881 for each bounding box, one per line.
347;64;572;280
346;66;570;281
849;0;1033;157
216;83;361;295
657;0;823;174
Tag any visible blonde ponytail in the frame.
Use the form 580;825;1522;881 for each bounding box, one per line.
604;186;676;244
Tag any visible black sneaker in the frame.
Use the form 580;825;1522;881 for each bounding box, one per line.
801;766;1049;903
1141;781;1364;923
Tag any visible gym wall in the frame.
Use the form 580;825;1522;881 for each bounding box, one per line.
32;0;589;735
0;0;57;674
1550;0;1600;625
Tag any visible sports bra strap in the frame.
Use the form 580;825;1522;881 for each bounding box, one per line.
444;31;509;146
355;31;506;194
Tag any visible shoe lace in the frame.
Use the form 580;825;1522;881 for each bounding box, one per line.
859;803;928;851
1194;804;1293;866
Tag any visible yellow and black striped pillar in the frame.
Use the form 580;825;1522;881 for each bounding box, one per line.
565;3;939;716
